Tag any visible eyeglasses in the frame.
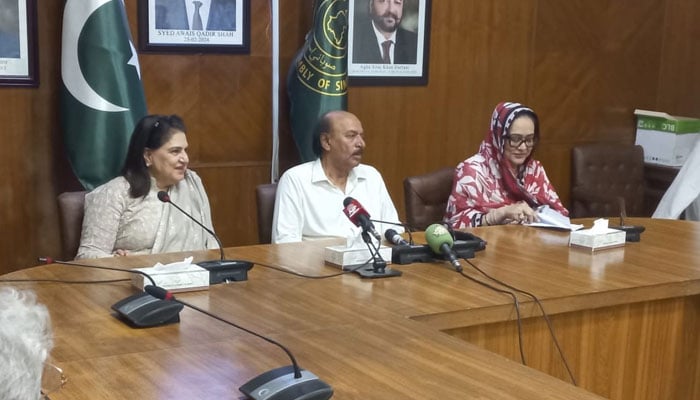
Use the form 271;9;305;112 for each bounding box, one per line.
505;134;537;148
41;361;67;399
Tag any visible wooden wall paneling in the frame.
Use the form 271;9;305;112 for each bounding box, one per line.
657;0;700;117
531;0;666;207
276;1;316;172
446;296;700;400
194;164;270;246
0;1;63;275
0;91;39;272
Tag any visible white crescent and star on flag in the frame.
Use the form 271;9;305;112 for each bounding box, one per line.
61;0;139;113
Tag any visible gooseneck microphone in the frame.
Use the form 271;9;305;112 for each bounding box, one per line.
38;257;183;328
157;191;253;283
39;257;157;286
425;224;463;272
384;229;409;246
144;285;333;400
342;197;381;241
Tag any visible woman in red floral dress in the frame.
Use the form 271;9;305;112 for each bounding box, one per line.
445;101;568;229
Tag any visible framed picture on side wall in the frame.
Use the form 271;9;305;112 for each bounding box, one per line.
348;0;431;86
0;0;38;87
138;0;250;54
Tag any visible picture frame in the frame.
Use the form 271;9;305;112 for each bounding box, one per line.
0;0;38;87
348;0;431;86
138;0;250;54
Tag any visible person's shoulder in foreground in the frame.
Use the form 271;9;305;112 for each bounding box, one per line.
0;287;53;399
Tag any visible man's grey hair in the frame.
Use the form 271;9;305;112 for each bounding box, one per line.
0;287;53;400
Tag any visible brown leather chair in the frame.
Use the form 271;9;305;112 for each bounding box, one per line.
570;143;645;218
57;191;87;260
403;167;455;231
255;183;278;244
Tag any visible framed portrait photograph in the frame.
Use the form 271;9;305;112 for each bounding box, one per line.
0;0;38;87
348;0;431;86
138;0;250;54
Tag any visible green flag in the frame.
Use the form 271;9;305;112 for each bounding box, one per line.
61;0;147;190
287;0;348;162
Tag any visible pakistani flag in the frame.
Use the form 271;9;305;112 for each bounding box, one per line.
287;0;348;162
61;0;147;190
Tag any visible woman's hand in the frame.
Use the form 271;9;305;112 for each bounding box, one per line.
113;249;129;257
488;202;538;225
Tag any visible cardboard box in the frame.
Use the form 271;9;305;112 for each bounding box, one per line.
324;245;393;269
569;228;626;252
634;109;700;166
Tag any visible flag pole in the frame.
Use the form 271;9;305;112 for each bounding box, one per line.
271;0;280;182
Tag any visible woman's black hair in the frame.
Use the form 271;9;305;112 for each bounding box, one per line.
121;114;187;198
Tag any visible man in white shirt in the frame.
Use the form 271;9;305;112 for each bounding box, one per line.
272;110;402;243
653;139;700;220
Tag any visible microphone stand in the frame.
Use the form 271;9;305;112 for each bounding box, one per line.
144;286;333;400
158;191;253;283
351;230;401;279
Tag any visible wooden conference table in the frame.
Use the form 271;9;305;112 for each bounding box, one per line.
3;218;700;399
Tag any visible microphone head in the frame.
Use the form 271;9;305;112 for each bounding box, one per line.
342;197;368;227
384;228;399;241
144;285;174;301
425;224;454;254
157;191;170;203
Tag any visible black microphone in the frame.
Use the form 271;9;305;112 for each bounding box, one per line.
144;285;333;400
157;191;253;283
38;257;183;328
342;197;381;241
384;229;409;246
373;218;415;245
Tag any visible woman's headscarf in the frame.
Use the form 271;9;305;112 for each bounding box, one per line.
478;101;567;214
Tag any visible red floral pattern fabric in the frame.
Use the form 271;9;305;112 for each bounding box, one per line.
445;102;568;228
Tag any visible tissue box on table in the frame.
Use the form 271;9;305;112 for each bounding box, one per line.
569;219;626;251
324;245;393;269
324;229;392;269
131;256;209;292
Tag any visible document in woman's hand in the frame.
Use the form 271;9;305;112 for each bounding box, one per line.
526;205;584;231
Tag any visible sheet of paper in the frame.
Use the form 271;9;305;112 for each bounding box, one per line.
526;205;584;231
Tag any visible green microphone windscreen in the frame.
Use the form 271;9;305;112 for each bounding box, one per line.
425;224;454;254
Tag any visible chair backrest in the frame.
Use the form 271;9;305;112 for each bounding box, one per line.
255;183;278;244
56;191;87;260
403;167;455;231
570;143;645;218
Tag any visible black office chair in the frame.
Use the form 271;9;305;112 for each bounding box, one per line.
56;191;87;260
403;167;455;231
570;143;645;218
255;183;278;244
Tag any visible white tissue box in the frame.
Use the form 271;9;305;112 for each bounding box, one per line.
131;263;209;292
569;228;626;251
324;245;393;269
